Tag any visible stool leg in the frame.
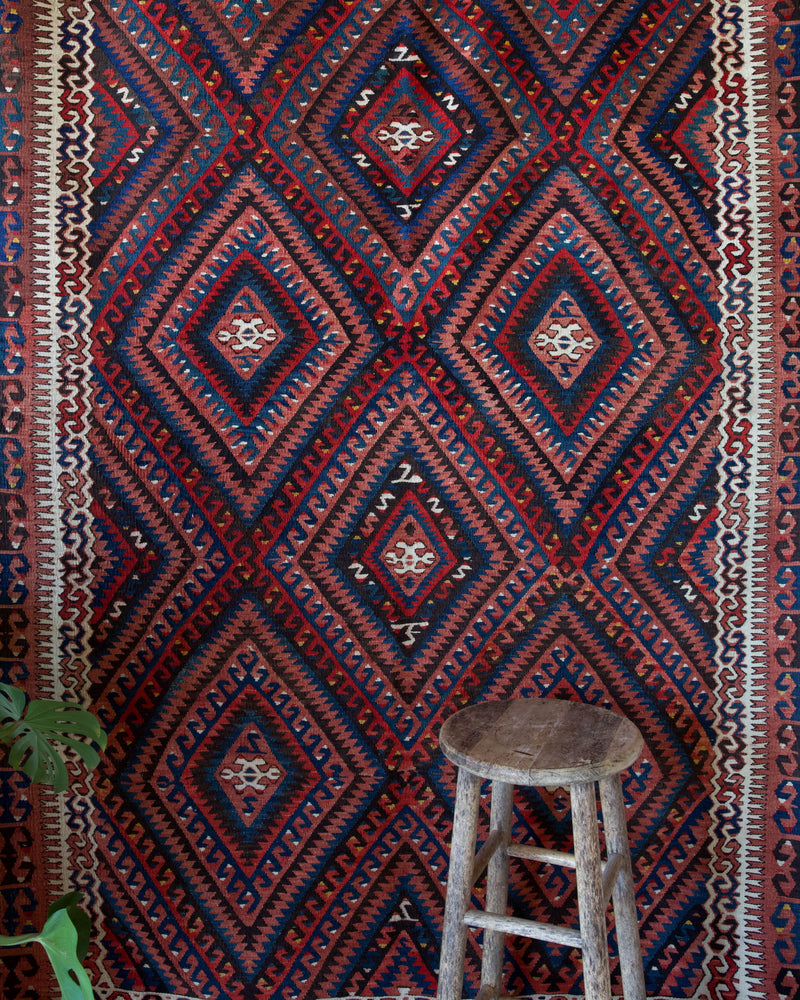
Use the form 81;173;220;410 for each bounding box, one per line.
571;780;612;1000
438;768;482;1000
599;775;646;1000
481;780;513;997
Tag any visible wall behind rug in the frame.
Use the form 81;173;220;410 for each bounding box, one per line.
1;0;790;998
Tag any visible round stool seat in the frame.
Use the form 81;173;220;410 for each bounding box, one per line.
440;697;643;787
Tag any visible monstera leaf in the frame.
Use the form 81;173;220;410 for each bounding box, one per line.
0;893;94;1000
0;683;107;792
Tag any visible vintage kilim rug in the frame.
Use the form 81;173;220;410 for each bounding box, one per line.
0;0;792;997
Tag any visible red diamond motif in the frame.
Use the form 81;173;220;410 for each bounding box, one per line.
280;385;547;707
528;291;601;389
120;597;381;970
210;291;287;382
352;67;461;197
362;491;459;616
437;173;694;531
214;723;287;829
123;170;375;519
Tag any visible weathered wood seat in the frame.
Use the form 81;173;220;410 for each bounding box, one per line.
436;698;646;1000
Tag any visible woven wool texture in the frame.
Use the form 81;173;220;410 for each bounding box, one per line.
0;0;793;998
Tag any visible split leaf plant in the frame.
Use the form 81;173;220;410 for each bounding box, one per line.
0;682;106;999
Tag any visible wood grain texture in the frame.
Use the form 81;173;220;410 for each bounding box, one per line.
439;698;643;786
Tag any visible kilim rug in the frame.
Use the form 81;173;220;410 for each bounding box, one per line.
0;0;793;997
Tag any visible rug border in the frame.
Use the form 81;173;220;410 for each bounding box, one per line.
711;0;774;996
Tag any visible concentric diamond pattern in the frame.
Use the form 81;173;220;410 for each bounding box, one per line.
280;370;548;704
435;170;708;536
333;456;481;650
263;2;551;323
326;41;483;224
114;168;377;520
118;597;382;973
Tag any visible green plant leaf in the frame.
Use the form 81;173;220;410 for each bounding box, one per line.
36;904;95;1000
0;683;106;791
0;683;26;720
7;727;68;789
0;896;94;1000
47;892;92;962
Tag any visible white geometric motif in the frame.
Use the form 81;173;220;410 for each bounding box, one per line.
219;755;282;792
534;321;596;362
216;315;280;353
384;540;437;576
377;121;435;152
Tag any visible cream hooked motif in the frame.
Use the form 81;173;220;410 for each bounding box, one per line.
219;756;281;793
377;120;435;152
535;321;596;362
384;539;437;576
216;316;280;352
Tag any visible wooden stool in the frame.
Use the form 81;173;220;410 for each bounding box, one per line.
437;698;646;1000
